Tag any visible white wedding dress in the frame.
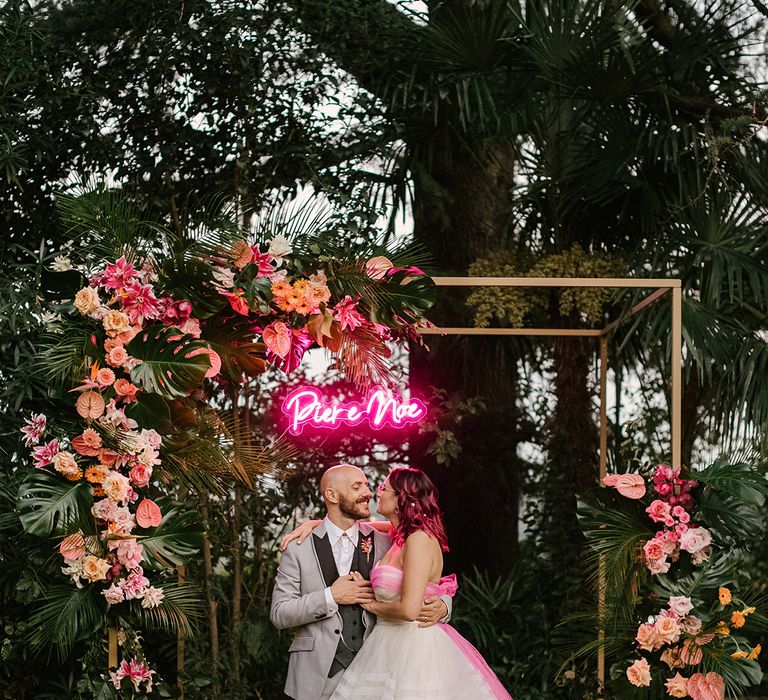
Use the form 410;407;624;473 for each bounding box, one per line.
330;564;512;699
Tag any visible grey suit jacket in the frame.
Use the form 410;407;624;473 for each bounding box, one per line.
270;520;391;700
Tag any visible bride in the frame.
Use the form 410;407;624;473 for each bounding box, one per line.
286;466;512;699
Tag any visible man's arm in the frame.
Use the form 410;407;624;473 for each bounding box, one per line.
269;545;336;630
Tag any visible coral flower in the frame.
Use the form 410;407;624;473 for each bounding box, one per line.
59;533;85;560
719;587;732;605
603;473;646;499
687;672;724;700
136;499;163;528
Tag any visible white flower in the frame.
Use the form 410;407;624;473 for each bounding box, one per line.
61;559;85;588
51;255;73;272
212;266;236;289
102;583;125;605
40;310;63;331
267;235;292;265
141;586;165;608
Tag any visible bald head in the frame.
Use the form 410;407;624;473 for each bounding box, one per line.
320;464;372;523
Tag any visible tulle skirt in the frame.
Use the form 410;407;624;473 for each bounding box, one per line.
330;619;512;699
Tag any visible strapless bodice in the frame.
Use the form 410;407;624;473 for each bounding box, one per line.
370;564;458;602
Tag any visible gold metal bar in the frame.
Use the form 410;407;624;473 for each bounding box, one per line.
108;627;118;668
597;336;608;694
671;286;682;469
600;287;671;336
417;327;603;337
432;276;681;288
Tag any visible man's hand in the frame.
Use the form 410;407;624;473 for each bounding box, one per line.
417;596;448;628
279;520;321;551
330;573;375;605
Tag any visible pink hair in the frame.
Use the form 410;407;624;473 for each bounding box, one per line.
388;467;449;552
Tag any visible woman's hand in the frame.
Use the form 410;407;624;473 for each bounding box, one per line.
279;519;322;551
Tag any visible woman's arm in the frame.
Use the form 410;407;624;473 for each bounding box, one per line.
362;531;435;622
279;519;322;551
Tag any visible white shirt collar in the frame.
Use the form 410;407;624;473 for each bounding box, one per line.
324;515;359;547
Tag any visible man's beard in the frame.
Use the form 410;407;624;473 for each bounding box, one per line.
339;493;370;520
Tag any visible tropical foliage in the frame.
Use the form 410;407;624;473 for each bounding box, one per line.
13;190;435;688
572;460;768;698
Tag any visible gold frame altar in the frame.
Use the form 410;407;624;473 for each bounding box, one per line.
417;276;683;693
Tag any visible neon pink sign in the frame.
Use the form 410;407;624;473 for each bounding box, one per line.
282;386;427;435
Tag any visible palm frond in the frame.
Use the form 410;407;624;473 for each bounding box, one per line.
27;585;105;659
35;327;99;388
127;581;202;638
650;553;738;599
331;326;395;389
137;507;202;570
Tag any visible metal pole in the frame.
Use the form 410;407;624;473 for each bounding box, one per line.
671;287;682;469
597;336;608;695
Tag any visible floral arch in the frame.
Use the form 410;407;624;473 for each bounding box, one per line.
16;192;436;690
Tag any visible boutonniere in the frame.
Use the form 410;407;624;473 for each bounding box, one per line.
360;535;372;562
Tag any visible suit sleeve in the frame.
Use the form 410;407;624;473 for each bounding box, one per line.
439;594;452;623
270;544;337;630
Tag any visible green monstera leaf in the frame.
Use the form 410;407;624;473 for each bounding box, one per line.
128;325;212;399
140;508;203;570
17;469;94;537
200;314;267;383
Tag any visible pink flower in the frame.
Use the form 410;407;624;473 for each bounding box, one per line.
646;499;674;525
680;615;702;635
668;596;694;617
120;568;149;600
129;464;153;488
626;658;652;687
665;672;689;698
680;638;703;665
136;499;163;528
603;473;646;499
98;257;138;291
161;299;193;326
679;527;712;555
106;345;128;368
110;659;155;693
223;288;250;315
250;246;275;277
114;539;144;569
655;615;681;644
141;586;165;608
32;438;60;468
120;281;161;324
96;367;116;387
21;413;46;446
92;498;118;521
687;672;724;700
102;582;125;605
365;255;394;280
647;557;671;575
262;321;292;358
635;623;663;651
59;533;85;561
644;539;666;562
333;296;366;331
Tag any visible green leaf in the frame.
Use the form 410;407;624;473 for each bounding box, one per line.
17;469;94;537
139;508;203;569
127;325;211;399
27;585;105;658
157;256;227;320
124;393;174;433
694;458;768;507
199;314;266;383
127;581;202;637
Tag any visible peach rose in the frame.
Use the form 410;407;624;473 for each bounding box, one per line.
603;473;646;499
681;615;702;635
113;378;138;402
102;471;131;504
665;672;689;698
136;499;163;528
687;672;724;700
661;646;684;670
680;527;712;555
74;286;100;315
53;451;80;478
81;555;110;582
655;615;681;645
102;309;132;337
626;658;652;687
636;623;662;652
59;533;85;561
644;539;666;561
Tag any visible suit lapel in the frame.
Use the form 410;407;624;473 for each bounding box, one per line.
312;530;339;587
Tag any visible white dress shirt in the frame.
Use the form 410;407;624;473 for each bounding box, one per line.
323;516;360;612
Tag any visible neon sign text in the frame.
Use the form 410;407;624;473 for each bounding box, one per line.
282;386;427;435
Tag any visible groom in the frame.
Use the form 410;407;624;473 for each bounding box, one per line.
270;464;452;700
